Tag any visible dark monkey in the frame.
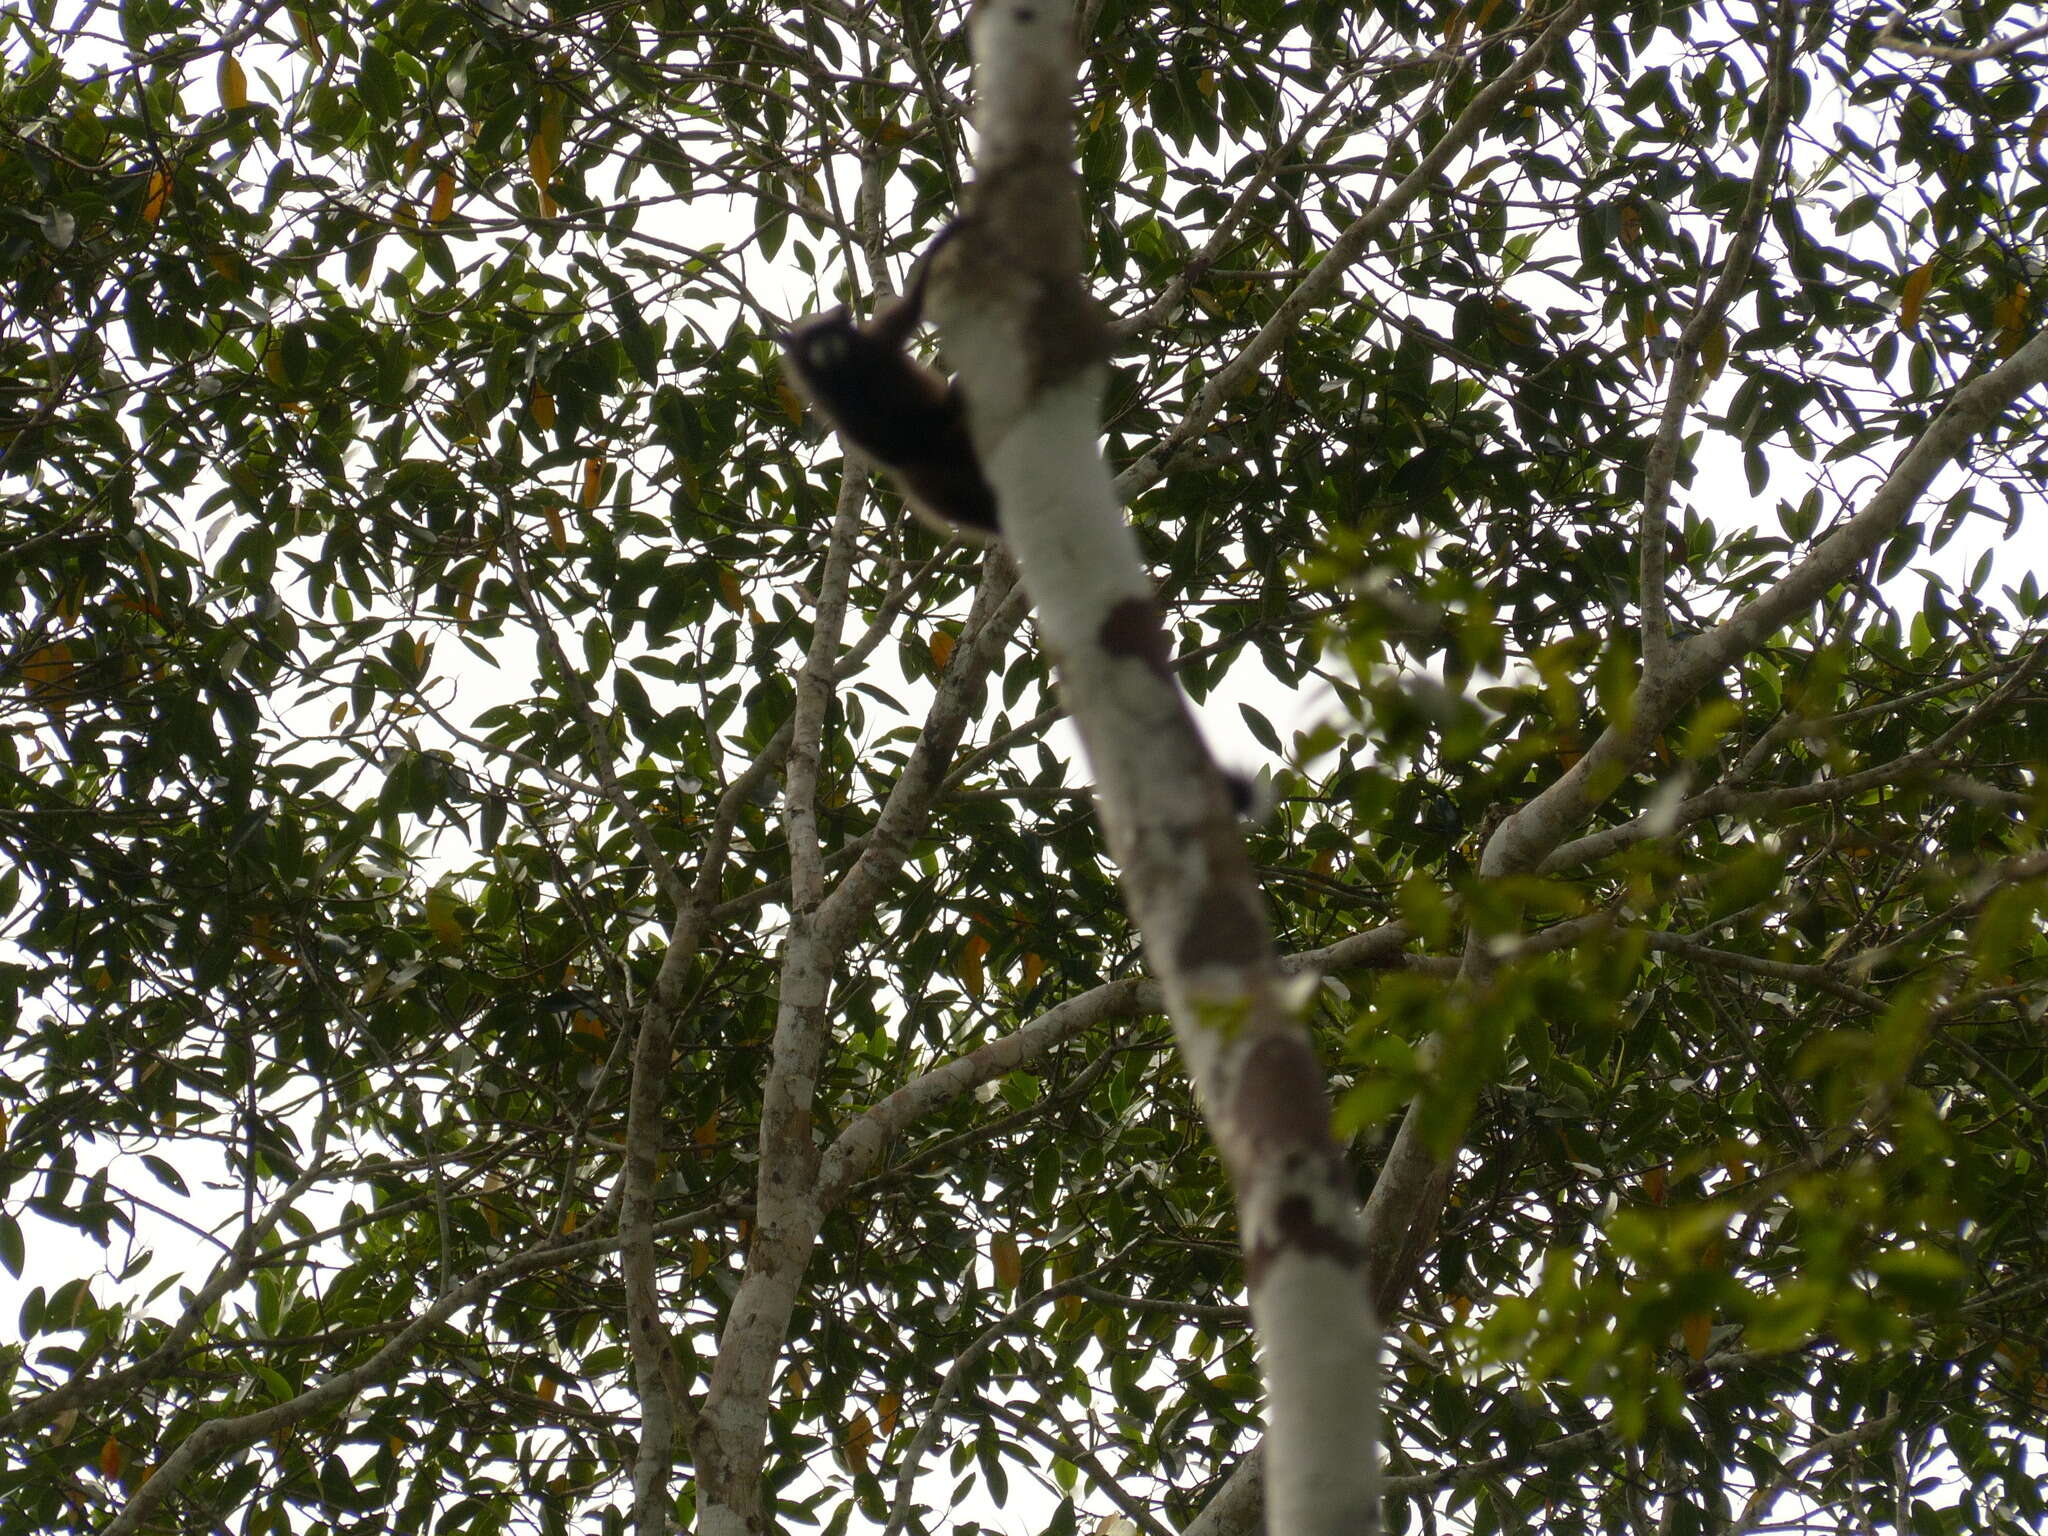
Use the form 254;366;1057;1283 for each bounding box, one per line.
783;228;1265;818
780;222;999;539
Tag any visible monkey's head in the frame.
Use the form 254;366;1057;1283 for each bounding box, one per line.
781;308;897;402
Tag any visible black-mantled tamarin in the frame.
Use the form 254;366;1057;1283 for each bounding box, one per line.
783;228;1267;819
780;222;999;539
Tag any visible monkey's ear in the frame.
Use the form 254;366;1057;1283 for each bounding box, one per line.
865;292;923;350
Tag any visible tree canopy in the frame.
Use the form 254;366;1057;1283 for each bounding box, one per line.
3;2;2046;1535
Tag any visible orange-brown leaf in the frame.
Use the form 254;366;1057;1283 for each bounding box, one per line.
20;641;75;699
838;1409;875;1472
141;170;171;225
991;1232;1022;1293
428;168;457;226
717;568;744;614
959;933;988;997
1681;1312;1712;1361
1899;260;1935;334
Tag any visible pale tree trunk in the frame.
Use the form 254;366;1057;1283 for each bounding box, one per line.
929;6;1381;1533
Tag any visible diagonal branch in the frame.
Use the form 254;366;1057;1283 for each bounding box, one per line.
1116;0;1591;501
1639;0;1797;676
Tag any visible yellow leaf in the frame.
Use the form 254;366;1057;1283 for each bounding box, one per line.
1491;296;1538;350
20;641;75;699
1692;320;1729;401
100;1436;124;1480
958;933;988;998
424;884;467;946
428;168;457;225
579;456;605;510
1994;285;2032;357
560;1209;578;1234
690;1238;712;1276
529;93;561;204
1899;259;1935;334
875;1392;900;1439
570;1010;605;1041
141;169;171;225
537;1376;558;1403
247;916;293;966
1681;1312;1711;1361
218;54;249;110
290;10;322;62
928;629;956;670
1021;952;1044;990
717;568;744;614
774;380;807;424
1642;1167;1667;1204
1051;1251;1081;1320
838;1409;875;1472
544;503;568;553
529;382;555;429
991;1232;1022;1293
693;1114;721;1153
